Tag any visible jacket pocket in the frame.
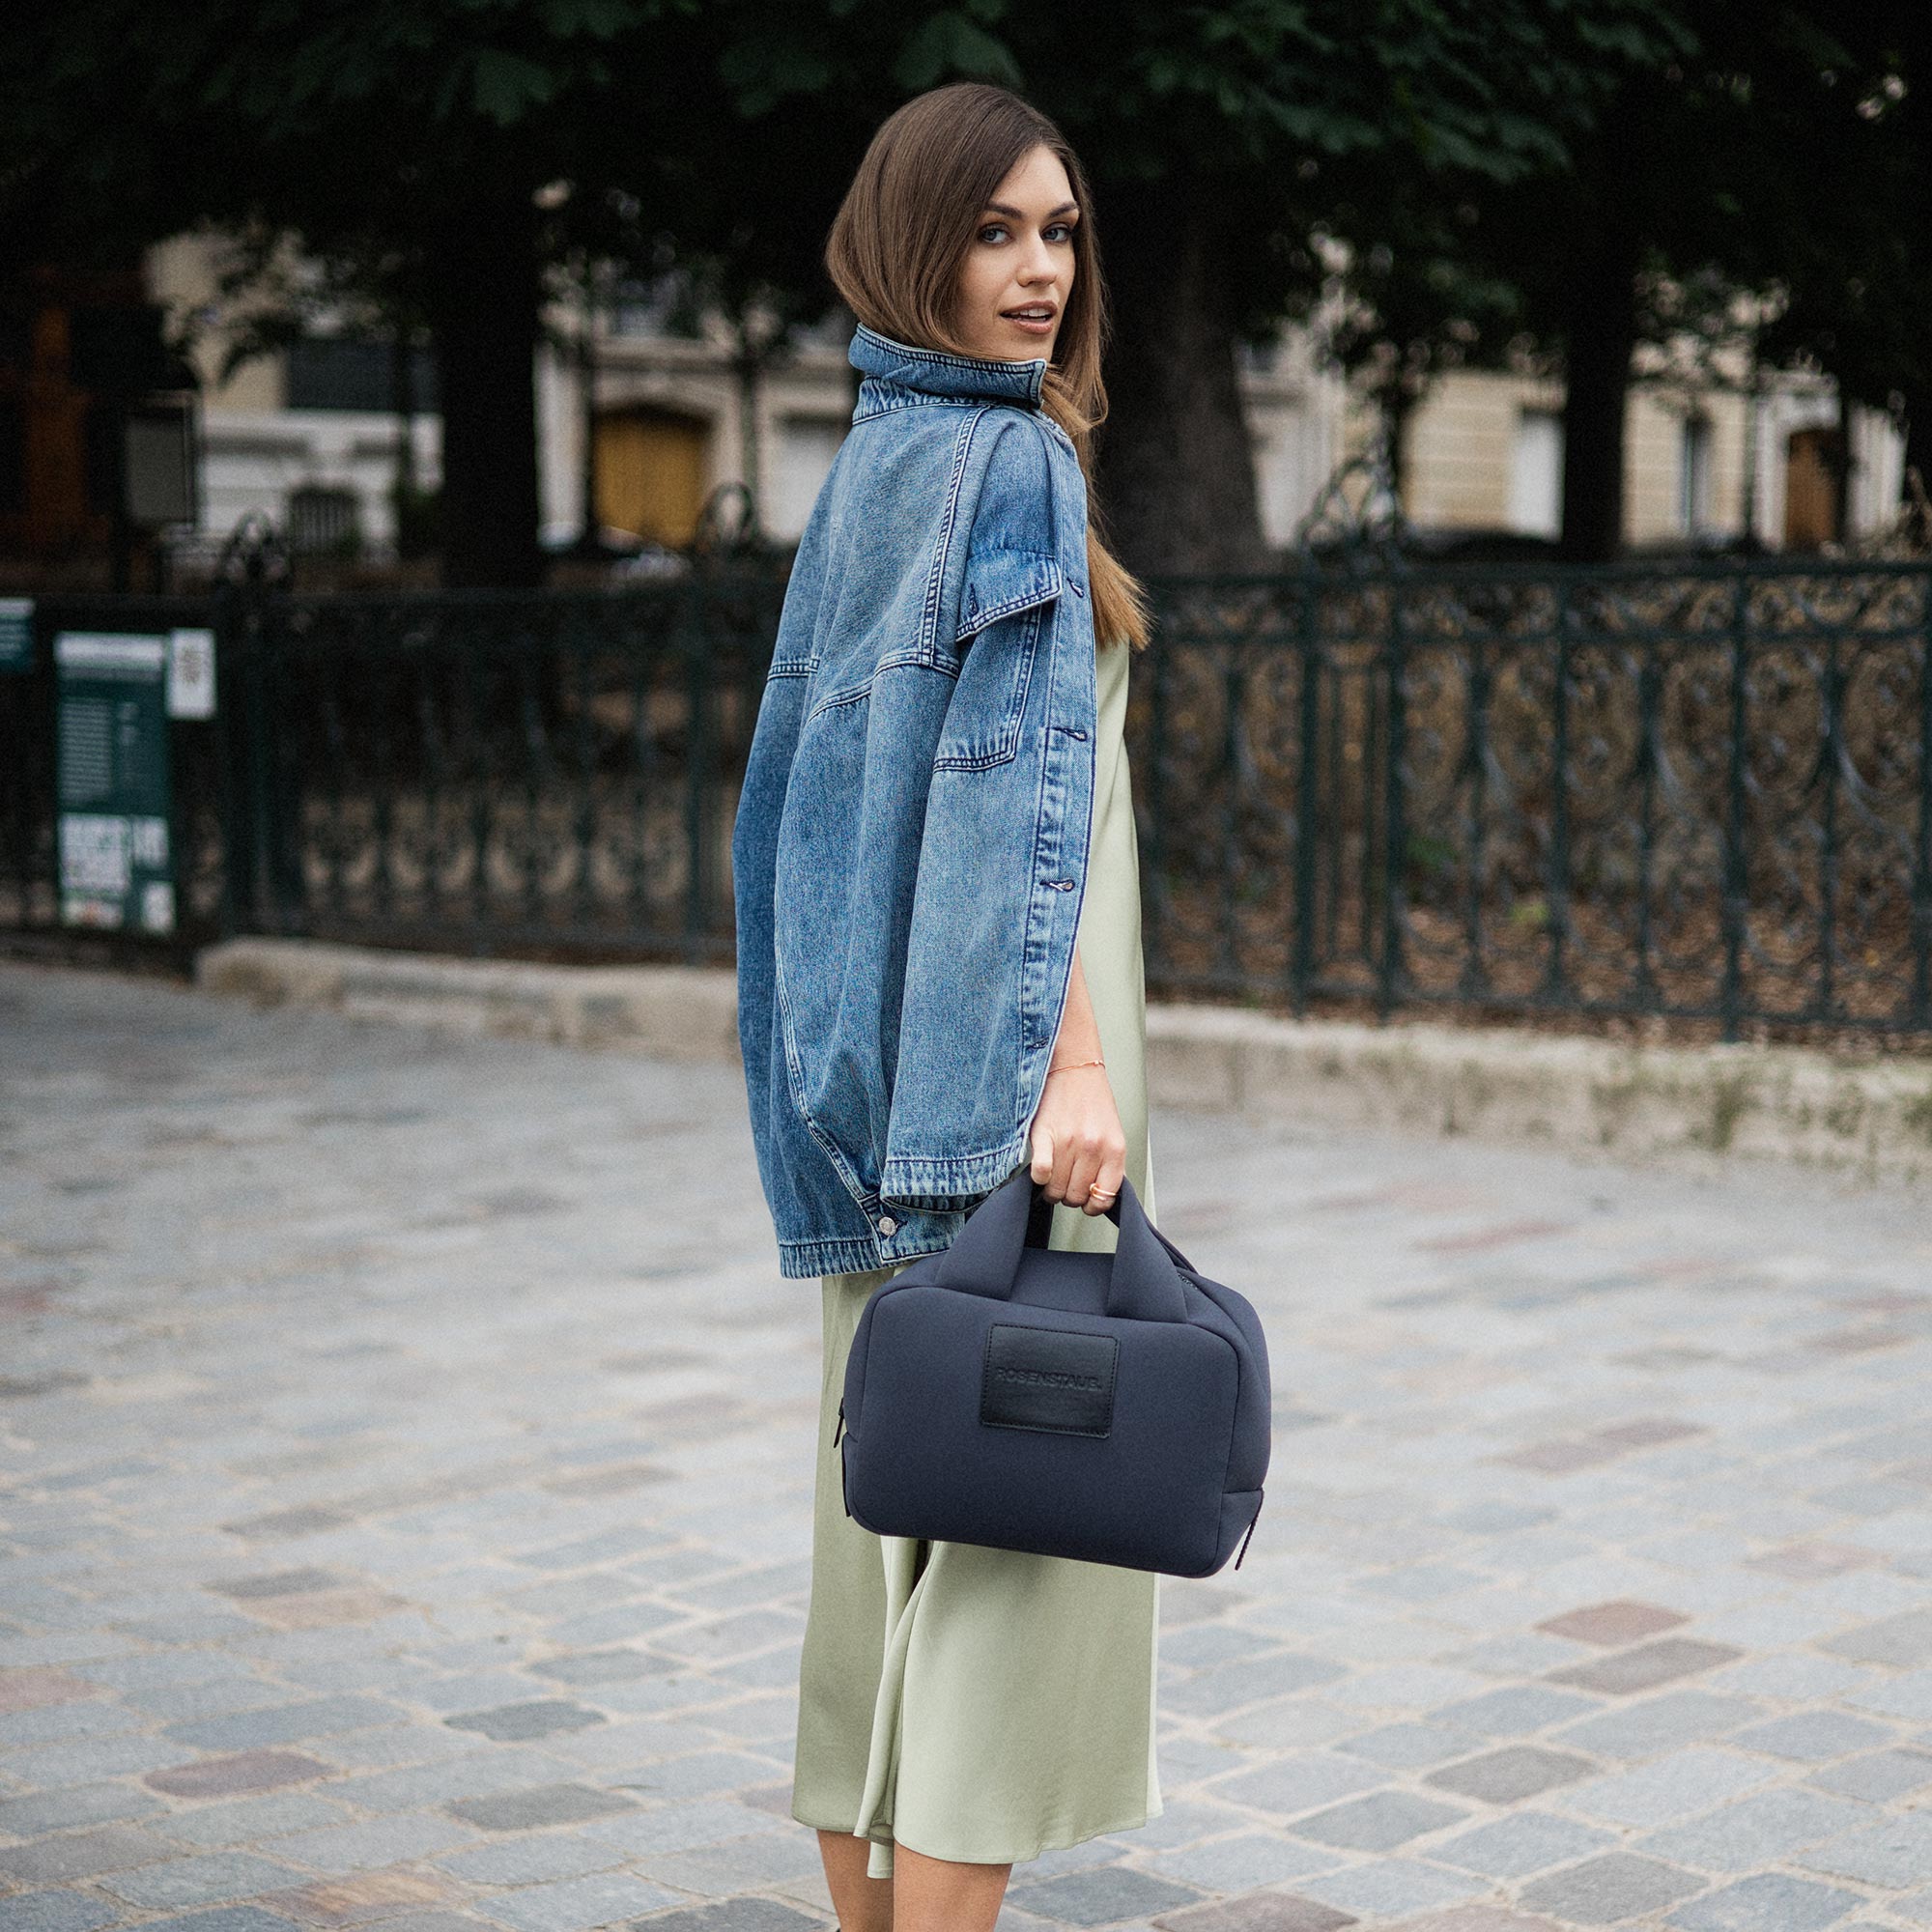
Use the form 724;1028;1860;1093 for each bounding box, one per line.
955;547;1064;645
935;549;1062;771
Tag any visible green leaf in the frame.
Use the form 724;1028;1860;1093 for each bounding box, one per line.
468;47;562;125
891;12;1021;91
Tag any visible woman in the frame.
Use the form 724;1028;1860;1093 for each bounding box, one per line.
731;80;1158;1932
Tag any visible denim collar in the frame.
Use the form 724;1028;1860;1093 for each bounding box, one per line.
848;323;1046;410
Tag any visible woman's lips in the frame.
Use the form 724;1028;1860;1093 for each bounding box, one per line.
1001;307;1057;337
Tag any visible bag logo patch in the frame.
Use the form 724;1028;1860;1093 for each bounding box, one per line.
981;1322;1118;1435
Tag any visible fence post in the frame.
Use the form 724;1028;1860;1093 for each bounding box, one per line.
211;578;248;938
1719;568;1750;1042
215;572;282;936
1377;575;1407;1020
1546;576;1573;1002
1913;577;1932;1028
1291;557;1321;1016
683;576;715;963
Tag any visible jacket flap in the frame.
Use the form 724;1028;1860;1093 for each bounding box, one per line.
957;547;1064;643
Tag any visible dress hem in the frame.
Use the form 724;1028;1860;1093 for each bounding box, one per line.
788;1796;1167;1872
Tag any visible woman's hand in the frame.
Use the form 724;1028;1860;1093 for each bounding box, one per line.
1029;946;1126;1214
1029;1064;1127;1214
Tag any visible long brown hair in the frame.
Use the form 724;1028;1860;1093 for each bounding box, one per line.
825;83;1150;652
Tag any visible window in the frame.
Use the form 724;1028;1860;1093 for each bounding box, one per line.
608;278;680;339
285;336;437;414
769;416;847;540
1507;409;1563;538
287;484;361;556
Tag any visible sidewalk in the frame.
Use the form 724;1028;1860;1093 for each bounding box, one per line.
3;959;1931;1932
197;939;1932;1189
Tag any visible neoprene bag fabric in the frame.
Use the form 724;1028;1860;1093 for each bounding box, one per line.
836;1168;1270;1577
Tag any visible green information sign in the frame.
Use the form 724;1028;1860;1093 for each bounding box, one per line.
56;632;176;934
0;597;31;673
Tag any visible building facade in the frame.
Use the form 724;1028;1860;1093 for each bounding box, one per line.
145;232;1910;577
1399;358;1904;552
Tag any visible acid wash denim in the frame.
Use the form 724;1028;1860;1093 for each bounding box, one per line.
732;323;1100;1279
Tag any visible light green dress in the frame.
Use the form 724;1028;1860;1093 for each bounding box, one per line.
790;639;1161;1875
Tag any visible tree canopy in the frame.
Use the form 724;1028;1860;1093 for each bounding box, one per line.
4;0;1924;579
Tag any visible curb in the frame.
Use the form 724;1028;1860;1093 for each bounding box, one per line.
195;938;738;1064
196;938;1932;1188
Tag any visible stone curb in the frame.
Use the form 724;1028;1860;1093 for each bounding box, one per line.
196;936;1932;1186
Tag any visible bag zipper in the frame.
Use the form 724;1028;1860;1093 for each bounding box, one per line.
1234;1490;1264;1570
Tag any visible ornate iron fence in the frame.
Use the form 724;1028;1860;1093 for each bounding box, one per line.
2;557;1928;1039
1140;558;1932;1037
223;571;784;962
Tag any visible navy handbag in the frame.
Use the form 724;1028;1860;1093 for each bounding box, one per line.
835;1167;1270;1577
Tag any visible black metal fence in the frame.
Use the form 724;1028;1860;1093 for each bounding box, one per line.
3;557;1928;1040
1139;560;1931;1038
221;573;782;962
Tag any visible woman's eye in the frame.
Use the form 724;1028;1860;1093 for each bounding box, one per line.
978;220;1076;245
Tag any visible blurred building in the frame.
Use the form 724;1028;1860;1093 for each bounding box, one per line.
106;234;1917;583
0;262;200;591
1395;358;1904;552
147;235;439;575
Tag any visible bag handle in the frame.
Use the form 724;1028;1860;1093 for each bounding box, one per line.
1024;1183;1205;1284
933;1165;1189;1323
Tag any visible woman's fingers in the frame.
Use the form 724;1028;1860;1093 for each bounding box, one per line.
1030;1123;1058;1193
1073;1140;1126;1215
1063;1139;1103;1211
1085;1149;1127;1216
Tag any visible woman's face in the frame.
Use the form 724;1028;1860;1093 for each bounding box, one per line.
953;142;1079;363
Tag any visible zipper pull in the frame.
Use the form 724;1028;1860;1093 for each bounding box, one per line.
1234;1491;1264;1570
832;1396;845;1448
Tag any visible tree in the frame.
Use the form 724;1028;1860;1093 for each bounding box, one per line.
4;0;703;586
1319;2;1917;559
1748;6;1932;527
16;0;1918;582
698;0;1691;572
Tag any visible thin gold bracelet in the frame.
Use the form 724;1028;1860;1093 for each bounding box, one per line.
1047;1056;1105;1075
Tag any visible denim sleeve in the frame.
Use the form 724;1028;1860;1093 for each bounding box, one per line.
879;417;1096;1209
732;503;827;1227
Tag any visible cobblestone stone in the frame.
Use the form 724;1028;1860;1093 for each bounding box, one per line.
1425;1747;1597;1804
1517;1853;1704;1923
5;964;1931;1932
1666;1871;1865;1931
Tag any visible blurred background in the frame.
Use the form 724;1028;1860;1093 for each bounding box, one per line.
5;0;1928;590
2;1;1930;1051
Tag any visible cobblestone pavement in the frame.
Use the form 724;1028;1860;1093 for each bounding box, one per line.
3;963;1932;1932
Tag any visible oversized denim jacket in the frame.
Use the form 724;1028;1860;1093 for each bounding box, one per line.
731;324;1099;1279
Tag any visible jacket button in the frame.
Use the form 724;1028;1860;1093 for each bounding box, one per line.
876;1214;897;1236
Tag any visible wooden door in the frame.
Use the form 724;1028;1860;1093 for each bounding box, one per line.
595;407;709;548
1783;427;1840;549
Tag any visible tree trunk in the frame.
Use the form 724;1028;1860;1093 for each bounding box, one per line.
1557;230;1640;564
1901;386;1932;544
1093;183;1266;575
424;187;544;589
